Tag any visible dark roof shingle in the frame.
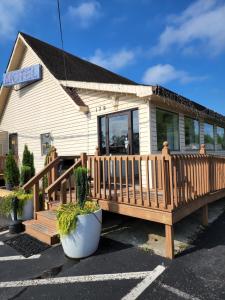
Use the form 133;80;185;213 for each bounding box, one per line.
20;32;137;85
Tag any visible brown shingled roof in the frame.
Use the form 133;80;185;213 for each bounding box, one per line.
20;32;137;85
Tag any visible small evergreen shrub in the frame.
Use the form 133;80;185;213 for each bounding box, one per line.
74;167;89;208
22;145;35;179
4;151;20;188
20;165;32;186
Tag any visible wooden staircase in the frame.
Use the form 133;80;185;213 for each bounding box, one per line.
23;209;59;245
22;149;84;246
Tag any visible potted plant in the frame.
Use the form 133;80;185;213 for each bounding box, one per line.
57;167;102;259
4;151;20;190
0;189;33;221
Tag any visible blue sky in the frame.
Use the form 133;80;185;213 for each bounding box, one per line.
1;0;225;114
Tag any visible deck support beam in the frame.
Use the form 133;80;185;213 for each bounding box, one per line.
165;224;174;259
201;204;208;227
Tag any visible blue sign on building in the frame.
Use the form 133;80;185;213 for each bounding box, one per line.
2;64;42;87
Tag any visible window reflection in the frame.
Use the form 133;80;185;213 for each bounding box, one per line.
132;110;139;154
156;108;179;151
204;123;214;150
109;115;128;154
184;117;200;150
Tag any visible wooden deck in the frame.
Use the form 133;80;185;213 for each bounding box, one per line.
22;144;225;259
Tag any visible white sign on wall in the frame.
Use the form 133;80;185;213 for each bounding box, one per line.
2;64;42;87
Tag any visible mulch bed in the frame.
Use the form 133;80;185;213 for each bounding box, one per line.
5;234;50;258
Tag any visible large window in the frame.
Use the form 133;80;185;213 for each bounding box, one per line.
98;109;139;155
184;117;200;150
40;133;51;156
217;127;225;150
204;123;214;150
156;108;179;151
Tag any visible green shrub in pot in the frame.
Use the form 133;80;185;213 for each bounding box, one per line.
0;189;33;219
56;167;102;259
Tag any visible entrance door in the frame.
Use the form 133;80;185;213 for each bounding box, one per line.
98;109;139;156
9;133;18;156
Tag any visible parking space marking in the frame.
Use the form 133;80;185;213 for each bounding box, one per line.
161;284;201;300
0;254;41;262
0;230;9;236
0;266;165;289
122;265;166;300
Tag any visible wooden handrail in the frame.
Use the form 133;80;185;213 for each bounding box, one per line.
46;159;81;195
23;156;61;190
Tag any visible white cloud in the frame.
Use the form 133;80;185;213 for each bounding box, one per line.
142;64;206;85
0;0;26;39
153;0;225;56
88;48;136;71
68;1;101;28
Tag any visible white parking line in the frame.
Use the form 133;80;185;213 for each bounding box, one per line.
0;230;9;236
161;283;201;300
122;265;166;300
0;267;165;289
0;242;4;246
0;254;41;262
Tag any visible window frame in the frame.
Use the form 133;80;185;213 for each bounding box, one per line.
97;108;139;155
156;107;180;151
40;133;52;156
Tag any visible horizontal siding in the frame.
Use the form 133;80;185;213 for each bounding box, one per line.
0;45;151;172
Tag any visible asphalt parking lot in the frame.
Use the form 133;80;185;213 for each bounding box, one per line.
0;211;225;300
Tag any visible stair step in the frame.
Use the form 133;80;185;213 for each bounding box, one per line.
48;201;61;211
23;220;59;245
36;210;57;229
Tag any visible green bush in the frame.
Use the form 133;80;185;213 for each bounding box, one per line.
20;165;32;186
74;167;89;208
4;151;20;187
22;145;35;179
0;189;33;217
56;201;99;236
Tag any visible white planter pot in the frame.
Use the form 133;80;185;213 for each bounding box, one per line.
11;199;34;221
61;209;102;259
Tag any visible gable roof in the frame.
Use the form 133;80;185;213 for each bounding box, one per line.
20;32;137;86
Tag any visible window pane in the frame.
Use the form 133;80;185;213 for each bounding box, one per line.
156;108;179;151
109;114;129;154
184;117;200;150
100;117;106;155
204;123;214;150
217;127;225;150
132;110;139;154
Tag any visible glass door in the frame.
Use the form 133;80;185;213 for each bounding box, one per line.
108;113;129;155
9;133;18;156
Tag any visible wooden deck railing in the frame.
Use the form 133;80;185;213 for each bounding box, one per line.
46;156;81;204
87;149;173;211
87;143;225;214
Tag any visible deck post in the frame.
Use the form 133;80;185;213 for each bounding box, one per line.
80;152;87;168
199;144;206;155
201;204;208;226
165;224;174;259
